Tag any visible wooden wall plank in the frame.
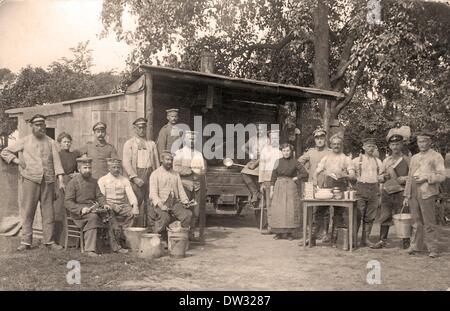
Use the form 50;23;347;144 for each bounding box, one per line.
135;90;145;118
117;112;129;158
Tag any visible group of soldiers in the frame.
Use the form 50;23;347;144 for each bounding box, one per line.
1;109;205;257
241;122;446;258
1;107;446;258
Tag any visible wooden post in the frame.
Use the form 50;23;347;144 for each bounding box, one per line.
295;102;303;157
145;73;154;140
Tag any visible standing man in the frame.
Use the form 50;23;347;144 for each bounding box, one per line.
123;118;160;227
77;122;119;180
241;123;270;229
173;131;206;241
404;129;446;258
1;114;64;251
314;134;356;243
297;128;332;243
148;151;192;237
373;134;410;249
387;114;412;156
352;137;382;247
258;129;283;232
156;109;183;157
65;155;126;256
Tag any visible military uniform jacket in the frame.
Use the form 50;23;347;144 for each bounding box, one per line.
77;141;119;180
156;124;182;156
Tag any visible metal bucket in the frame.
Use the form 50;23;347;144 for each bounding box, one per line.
138;233;162;259
123;227;147;250
393;213;412;238
167;228;190;258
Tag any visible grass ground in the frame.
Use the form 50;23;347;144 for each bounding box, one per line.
1;212;450;291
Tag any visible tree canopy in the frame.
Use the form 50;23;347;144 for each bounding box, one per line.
0;41;121;139
98;1;439;154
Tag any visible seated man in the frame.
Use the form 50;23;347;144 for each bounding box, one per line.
98;158;139;249
148;150;192;238
64;155;126;256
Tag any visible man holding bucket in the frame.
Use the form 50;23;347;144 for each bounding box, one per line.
373;134;410;249
403;129;446;258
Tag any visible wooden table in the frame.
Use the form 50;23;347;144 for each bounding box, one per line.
302;199;358;251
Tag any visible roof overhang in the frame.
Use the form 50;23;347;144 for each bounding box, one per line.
140;64;344;101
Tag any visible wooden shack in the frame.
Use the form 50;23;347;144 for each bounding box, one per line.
5;64;343;242
6;77;146;154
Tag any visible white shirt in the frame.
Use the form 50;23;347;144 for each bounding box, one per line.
352;154;382;183
259;145;282;183
98;173;138;206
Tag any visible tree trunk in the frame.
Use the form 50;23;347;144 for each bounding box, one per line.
313;0;332;139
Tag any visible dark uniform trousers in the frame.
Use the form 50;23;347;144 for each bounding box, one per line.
241;173;260;203
130;167;152;227
72;212;104;253
378;190;408;226
355;182;379;228
409;180;438;253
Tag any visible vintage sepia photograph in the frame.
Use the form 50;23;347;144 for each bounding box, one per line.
0;0;449;293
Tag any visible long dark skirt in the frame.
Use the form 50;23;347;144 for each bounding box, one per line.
269;177;301;233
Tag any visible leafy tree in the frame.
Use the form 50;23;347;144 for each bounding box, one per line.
0;42;121;141
102;0;449;151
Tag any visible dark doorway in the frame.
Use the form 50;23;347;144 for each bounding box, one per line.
46;128;55;140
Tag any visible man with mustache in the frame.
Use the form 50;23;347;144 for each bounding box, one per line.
148;150;192;237
403;128;445;258
65;155;126;256
1;114;65;251
123;117;160;227
77;122;119;180
373;134;410;249
156;109;183;158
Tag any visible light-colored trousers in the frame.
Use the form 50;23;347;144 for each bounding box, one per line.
21;178;55;245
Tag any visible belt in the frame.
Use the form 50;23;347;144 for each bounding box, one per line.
356;181;378;185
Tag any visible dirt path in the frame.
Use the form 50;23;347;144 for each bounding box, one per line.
118;215;450;291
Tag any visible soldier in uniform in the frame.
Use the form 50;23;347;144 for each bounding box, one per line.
77;122;119;180
403;128;446;258
259;129;283;233
98;158;140;251
64;155;127;256
123;118;160;227
352;137;382;247
173;131;206;241
297;127;332;244
156;109;183;157
372;134;410;249
241;123;270;231
1;114;65;251
148;151;193;237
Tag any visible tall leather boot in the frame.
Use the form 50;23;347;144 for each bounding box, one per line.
364;223;375;248
371;225;389;249
360;222;366;247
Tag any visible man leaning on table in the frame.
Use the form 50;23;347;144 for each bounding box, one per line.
312;134;356;245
